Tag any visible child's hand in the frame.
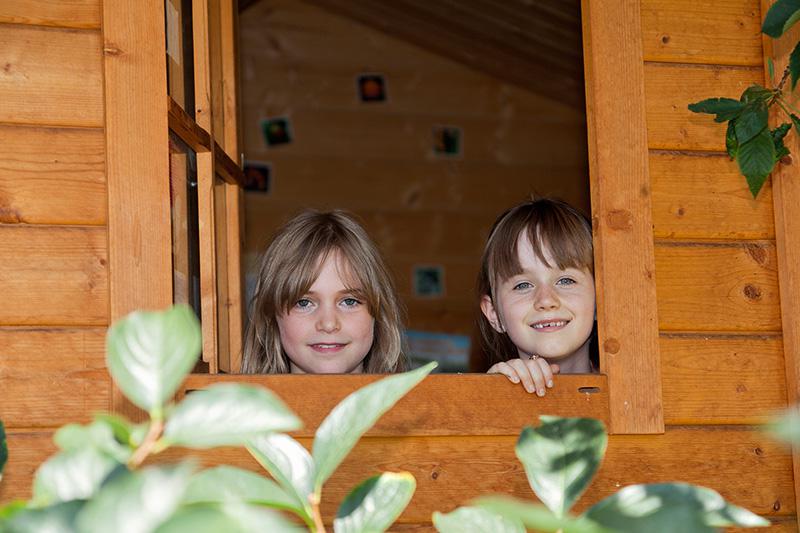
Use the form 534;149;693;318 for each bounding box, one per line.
487;356;560;396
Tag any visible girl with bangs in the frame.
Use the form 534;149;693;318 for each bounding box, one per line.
242;210;406;374
478;198;598;395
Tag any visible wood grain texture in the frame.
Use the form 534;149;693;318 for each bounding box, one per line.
0;24;103;127
762;5;800;523
660;334;787;424
224;183;245;372
644;62;763;151
104;0;172;418
0;226;108;326
582;0;663;433
654;242;780;332
0;1;100;29
650;151;774;240
182;374;610;437
149;427;792;521
0;327;108;428
168;96;212;153
0;124;105;225
641;0;762;66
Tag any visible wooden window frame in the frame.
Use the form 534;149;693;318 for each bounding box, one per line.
105;0;664;434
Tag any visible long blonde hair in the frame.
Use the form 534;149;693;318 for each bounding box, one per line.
242;210;406;373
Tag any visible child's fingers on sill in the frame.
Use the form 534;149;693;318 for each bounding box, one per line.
532;357;555;388
487;362;521;384
508;358;546;396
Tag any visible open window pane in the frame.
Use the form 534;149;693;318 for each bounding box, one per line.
165;0;196;117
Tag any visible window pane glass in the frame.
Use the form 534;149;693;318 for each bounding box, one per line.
169;131;202;321
165;0;196;117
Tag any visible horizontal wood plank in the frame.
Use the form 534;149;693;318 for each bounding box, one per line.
641;0;762;66
0;124;105;225
241;108;587;166
660;334;787;424
0;1;101;29
152;426;792;521
650;151;774;240
0;226;108;326
655;242;781;332
0;24;103;127
644;63;763;151
182;374;610;437
0;328;108;428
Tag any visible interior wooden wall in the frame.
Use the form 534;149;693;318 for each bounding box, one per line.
0;0;109;502
238;0;590;342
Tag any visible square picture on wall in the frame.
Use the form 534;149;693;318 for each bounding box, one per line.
243;161;271;193
357;73;387;102
413;265;444;298
432;125;462;157
260;117;292;147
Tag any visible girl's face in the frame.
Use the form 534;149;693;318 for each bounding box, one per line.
481;232;596;371
277;251;375;374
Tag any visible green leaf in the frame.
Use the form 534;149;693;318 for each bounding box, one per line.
762;0;800;37
687;98;743;122
585;483;769;532
154;503;303;533
768;406;800;444
106;304;201;417
93;413;147;448
312;362;436;494
433;506;525;533
182;466;303;515
735;101;769;144
0;500;27;521
76;462;195;533
772;123;792;161
791;113;800;135
475;496;609;533
3;500;83;533
790;41;800;91
726;120;738;159
0;420;7;482
740;85;774;104
333;472;416;533
54;420;133;464
246;433;315;519
163;384;301;448
737;129;776;198
32;448;120;506
768;57;775;85
515;416;607;517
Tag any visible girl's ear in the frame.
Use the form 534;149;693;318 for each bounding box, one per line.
480;295;505;333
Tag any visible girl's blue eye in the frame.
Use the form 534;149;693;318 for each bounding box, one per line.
513;281;532;291
556;277;576;286
341;297;361;307
296;298;312;308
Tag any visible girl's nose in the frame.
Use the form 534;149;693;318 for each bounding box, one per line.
316;307;341;333
534;286;560;310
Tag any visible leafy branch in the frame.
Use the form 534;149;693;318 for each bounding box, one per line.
689;0;800;198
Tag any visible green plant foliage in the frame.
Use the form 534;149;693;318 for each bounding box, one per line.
106;304;201;417
762;0;800;37
54;419;134;464
3;500;84;533
790;41;800;90
76;463;195;533
31;447;119;506
162;384;301;448
182;465;301;512
515;416;607;517
768;406;800;444
432;506;525;533
311;361;436;493
246;433;316;520
93;413;148;448
734;101;769;143
333;472;416;533
772;123;793;160
584;483;770;532
687;98;744;122
155;503;303;533
475;496;609;533
0;420;7;482
725;121;738;159
737;129;776;197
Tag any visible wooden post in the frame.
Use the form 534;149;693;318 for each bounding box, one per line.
103;0;172;417
761;0;800;520
581;0;664;434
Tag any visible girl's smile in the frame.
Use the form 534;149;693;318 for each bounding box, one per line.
277;251;375;374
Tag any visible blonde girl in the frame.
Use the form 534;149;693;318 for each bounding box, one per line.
478;198;597;394
242;210;406;374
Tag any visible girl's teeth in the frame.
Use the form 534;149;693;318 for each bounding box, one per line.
534;321;566;329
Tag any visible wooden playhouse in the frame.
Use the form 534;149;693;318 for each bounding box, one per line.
1;0;798;530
